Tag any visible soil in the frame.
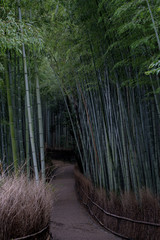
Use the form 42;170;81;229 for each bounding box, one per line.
50;164;121;240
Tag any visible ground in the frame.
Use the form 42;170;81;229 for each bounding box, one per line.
50;164;121;240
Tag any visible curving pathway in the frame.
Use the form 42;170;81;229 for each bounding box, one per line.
50;164;121;240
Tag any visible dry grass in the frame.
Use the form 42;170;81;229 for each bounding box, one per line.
75;167;160;240
0;175;53;240
45;160;71;183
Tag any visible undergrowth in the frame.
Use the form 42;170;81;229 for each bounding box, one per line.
74;167;160;240
0;175;53;240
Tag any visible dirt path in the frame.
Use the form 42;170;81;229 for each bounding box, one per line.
50;164;121;240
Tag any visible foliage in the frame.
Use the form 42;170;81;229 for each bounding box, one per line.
0;11;43;54
146;60;160;75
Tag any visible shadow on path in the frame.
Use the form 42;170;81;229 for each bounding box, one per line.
50;164;121;240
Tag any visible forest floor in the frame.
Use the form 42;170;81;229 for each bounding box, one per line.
50;163;121;240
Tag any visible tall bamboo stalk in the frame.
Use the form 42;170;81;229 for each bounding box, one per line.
4;52;18;173
18;0;39;182
35;60;45;181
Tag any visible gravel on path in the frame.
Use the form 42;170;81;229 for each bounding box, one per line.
50;164;121;240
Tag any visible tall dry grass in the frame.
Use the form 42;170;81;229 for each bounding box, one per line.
0;175;53;240
74;167;160;240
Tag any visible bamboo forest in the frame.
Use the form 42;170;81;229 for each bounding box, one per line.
1;0;160;239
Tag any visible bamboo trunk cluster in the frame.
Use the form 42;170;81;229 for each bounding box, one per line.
51;0;160;197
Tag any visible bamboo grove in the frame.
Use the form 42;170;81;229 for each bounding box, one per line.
0;0;72;181
1;0;160;198
48;0;160;197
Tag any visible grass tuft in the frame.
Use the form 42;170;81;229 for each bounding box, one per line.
0;175;53;240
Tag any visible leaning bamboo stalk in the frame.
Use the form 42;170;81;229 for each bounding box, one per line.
146;0;160;50
50;64;84;166
78;84;100;165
